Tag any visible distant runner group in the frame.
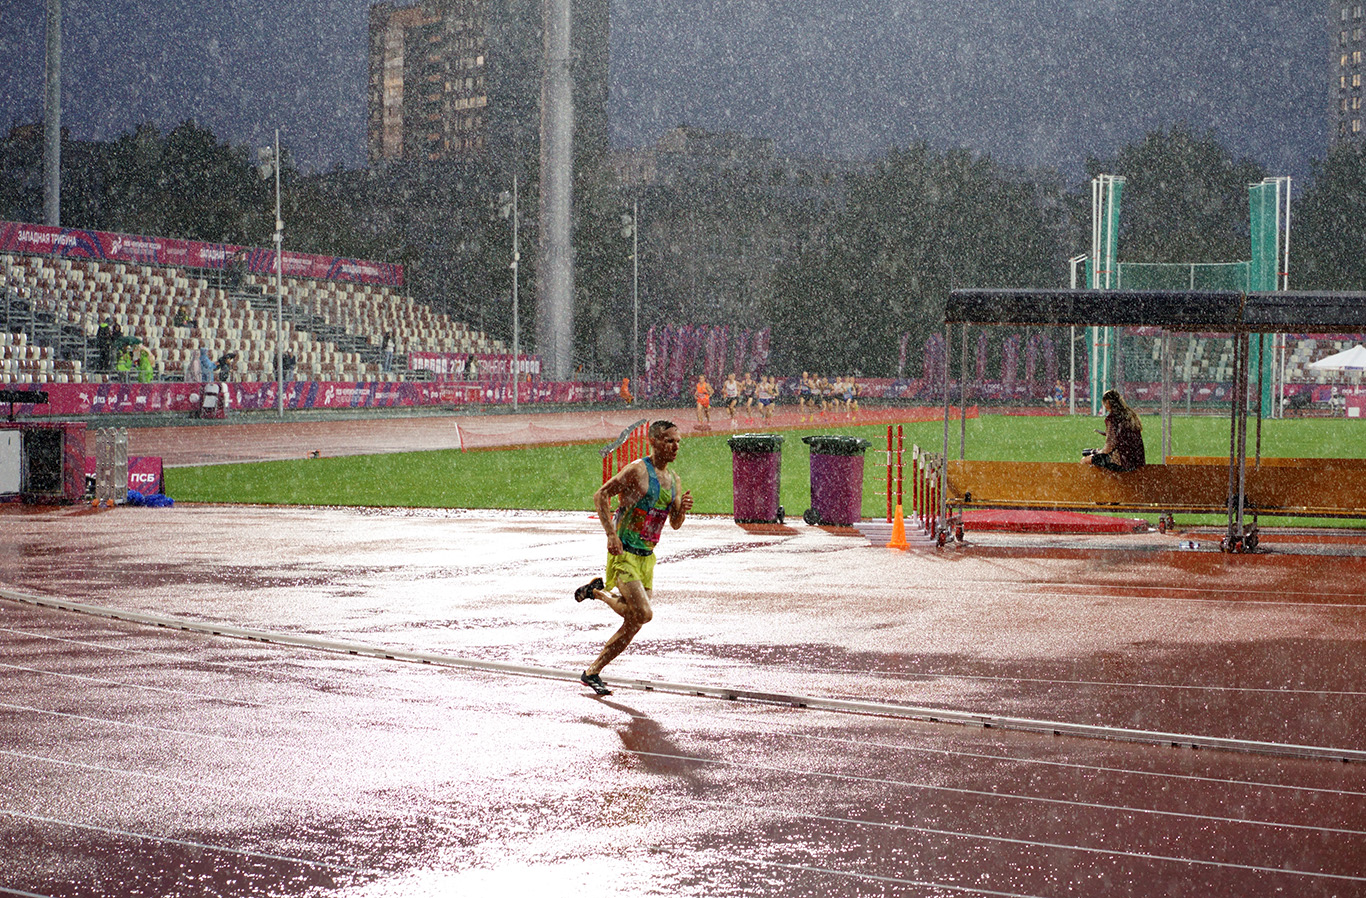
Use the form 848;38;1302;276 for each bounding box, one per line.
690;372;860;428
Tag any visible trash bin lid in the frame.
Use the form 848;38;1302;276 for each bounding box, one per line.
727;433;785;453
801;434;871;455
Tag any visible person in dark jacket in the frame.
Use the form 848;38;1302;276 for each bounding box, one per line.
95;321;114;371
1085;389;1145;472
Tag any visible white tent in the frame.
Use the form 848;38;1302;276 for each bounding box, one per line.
1308;343;1366;372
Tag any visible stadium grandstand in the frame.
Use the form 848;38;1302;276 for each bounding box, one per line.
1122;332;1366;390
0;248;510;385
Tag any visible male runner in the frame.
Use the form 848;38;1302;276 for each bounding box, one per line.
722;373;740;425
574;420;693;695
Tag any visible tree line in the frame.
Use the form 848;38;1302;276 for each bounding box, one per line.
3;120;1364;378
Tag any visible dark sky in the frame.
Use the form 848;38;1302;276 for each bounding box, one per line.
0;0;1329;182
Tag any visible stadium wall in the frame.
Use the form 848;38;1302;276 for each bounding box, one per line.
0;380;619;416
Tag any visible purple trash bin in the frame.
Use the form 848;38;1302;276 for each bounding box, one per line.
728;433;784;523
802;435;871;526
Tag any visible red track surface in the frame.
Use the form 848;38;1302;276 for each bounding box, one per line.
2;409;1362;896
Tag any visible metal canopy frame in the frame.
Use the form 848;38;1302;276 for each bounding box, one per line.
939;288;1366;550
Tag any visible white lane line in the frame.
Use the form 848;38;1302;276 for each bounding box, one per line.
0;702;256;745
626;749;1366;841
0;809;371;875
0;749;427;825
4;589;1364;764
708;712;1366;799
690;798;1365;883
715;855;1050;897
814;665;1366;698
0;661;275;708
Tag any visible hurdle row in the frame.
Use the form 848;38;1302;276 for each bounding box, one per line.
601;418;650;484
880;425;948;540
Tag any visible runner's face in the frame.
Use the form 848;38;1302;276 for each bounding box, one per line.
651;427;681;463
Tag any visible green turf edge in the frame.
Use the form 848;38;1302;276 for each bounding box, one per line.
164;415;1366;526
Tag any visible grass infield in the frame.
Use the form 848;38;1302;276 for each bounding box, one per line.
166;414;1366;523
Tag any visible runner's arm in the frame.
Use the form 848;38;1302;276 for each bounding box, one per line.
670;476;692;530
594;461;645;553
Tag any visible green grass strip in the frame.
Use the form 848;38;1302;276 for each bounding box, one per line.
166;415;1366;523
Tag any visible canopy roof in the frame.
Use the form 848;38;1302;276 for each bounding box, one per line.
946;289;1366;332
1307;343;1366;371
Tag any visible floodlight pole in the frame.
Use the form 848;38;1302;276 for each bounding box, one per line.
43;0;61;227
511;174;520;413
628;200;640;391
1068;254;1087;416
273;129;284;419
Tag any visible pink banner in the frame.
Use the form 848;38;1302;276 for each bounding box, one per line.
0;220;403;286
0;379;620;416
83;456;164;494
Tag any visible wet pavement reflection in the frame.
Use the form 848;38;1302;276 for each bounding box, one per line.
3;505;1366;896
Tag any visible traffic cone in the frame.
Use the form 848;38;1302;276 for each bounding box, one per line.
888;504;908;550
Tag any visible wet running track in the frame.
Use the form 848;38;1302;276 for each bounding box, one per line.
3;493;1366;897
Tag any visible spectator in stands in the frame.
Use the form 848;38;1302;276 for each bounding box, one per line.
96;322;114;371
136;346;155;384
225;250;248;290
217;351;238;381
115;346;135;380
173;306;191;328
199;348;216;383
184;349;202;383
1084;389;1146;472
276;349;297;382
382;332;395;373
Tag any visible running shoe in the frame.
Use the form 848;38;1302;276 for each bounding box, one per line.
580;671;612;696
574;576;604;603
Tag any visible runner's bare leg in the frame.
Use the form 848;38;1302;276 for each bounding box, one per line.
586;579;653;676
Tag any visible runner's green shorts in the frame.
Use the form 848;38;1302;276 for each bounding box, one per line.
606;549;655;592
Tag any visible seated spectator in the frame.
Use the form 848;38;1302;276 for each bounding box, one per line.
217;351;238;381
1083;389;1145;472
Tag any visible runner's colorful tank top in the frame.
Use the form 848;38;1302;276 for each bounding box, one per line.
615;457;676;556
